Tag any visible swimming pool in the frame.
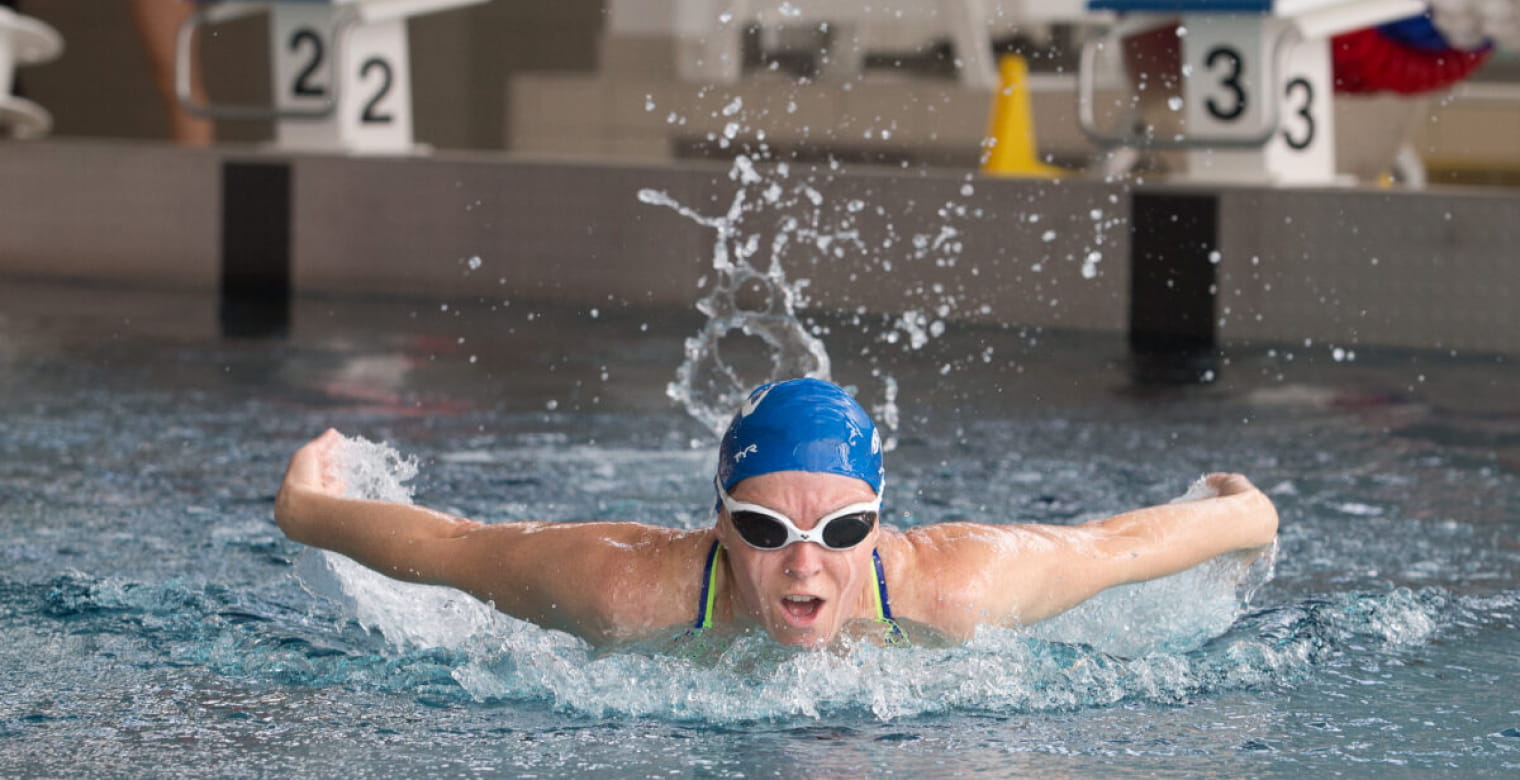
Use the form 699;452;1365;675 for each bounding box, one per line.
2;278;1517;775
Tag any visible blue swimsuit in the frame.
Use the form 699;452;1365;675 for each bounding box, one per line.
691;540;908;646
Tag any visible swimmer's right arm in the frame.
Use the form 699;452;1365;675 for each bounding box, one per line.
273;429;486;571
274;430;690;644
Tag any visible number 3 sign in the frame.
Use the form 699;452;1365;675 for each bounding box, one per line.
1182;15;1334;183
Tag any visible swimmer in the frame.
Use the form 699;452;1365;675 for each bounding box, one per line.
274;378;1279;648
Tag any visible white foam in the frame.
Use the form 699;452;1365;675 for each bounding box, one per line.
297;435;517;650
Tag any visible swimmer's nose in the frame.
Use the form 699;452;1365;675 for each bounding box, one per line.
781;540;823;579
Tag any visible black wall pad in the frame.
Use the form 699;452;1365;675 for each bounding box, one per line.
1129;192;1218;357
220;161;291;338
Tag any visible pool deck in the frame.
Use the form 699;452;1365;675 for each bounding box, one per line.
1;140;1518;354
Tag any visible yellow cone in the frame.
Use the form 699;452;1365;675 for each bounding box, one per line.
981;54;1063;178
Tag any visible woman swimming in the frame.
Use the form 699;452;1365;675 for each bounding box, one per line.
274;378;1279;648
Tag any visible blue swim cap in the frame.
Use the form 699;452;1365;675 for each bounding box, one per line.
716;378;884;494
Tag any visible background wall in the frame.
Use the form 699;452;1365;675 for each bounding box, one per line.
14;0;1520;180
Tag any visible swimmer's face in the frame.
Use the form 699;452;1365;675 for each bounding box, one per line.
716;471;880;648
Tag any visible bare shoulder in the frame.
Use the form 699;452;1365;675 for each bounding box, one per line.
572;524;716;642
878;523;1051;639
447;521;714;645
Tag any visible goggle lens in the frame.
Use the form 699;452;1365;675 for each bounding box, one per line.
730;511;792;549
820;512;876;548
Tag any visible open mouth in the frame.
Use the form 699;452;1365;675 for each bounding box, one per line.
780;595;824;625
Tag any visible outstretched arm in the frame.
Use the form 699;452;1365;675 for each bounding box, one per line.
273;430;698;644
902;473;1278;634
1018;472;1277;623
274;430;485;571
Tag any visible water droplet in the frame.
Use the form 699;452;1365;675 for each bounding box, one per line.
466;255;482;270
1167;96;1183;112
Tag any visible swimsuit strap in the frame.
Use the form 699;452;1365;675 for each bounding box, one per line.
693;539;723;630
872;548;910;647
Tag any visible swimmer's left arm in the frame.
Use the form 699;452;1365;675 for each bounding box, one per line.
1009;472;1278;624
903;473;1278;633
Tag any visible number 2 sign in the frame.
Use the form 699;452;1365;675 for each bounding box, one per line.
271;3;413;152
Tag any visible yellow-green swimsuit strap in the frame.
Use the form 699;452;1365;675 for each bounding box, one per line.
693;540;722;630
871;548;909;646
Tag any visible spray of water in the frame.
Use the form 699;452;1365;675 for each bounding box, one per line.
639;148;998;441
638;156;834;434
294;435;510;649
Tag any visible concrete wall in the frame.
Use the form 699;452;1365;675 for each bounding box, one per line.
1218;186;1520;352
0;142;221;287
1;141;1517;353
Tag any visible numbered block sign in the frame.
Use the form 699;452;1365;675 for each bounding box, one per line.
271;3;413;152
1182;15;1335;183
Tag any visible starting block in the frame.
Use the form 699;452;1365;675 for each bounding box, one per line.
178;0;485;153
0;6;63;139
1079;0;1424;183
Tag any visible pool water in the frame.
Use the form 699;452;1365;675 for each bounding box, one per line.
2;280;1518;775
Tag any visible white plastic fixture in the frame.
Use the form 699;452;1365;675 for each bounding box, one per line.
0;6;64;140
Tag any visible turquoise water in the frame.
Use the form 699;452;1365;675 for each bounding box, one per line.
2;281;1518;775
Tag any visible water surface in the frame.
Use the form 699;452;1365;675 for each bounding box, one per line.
2;280;1517;775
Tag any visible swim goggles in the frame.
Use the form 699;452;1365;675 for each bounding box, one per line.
717;480;880;551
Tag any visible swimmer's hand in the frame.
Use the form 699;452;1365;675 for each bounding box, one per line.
278;428;346;501
274;428;350;544
1170;472;1258;504
1203;472;1258;498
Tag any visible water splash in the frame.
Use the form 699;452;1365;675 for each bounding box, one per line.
639;154;981;440
296;435;515;650
37;565;1503;724
639;156;833;434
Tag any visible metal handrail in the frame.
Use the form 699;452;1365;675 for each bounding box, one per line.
175;1;358;121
